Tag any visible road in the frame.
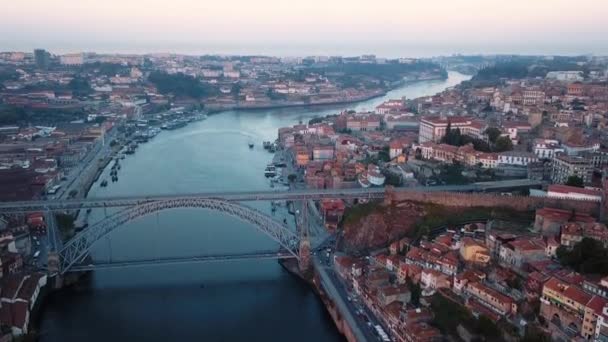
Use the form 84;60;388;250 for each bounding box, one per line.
0;178;544;213
313;253;381;342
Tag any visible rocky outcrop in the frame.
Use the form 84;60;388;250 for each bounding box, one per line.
341;201;426;252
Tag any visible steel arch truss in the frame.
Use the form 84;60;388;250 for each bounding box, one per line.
59;198;300;273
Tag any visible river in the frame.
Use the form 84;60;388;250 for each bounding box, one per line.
38;71;470;342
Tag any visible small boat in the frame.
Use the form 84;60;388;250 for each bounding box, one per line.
248;142;254;149
100;180;108;187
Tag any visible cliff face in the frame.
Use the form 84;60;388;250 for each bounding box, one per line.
341;201;426;252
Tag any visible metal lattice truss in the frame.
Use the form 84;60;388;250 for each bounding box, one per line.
59;198;300;274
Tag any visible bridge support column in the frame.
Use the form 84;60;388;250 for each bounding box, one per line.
298;237;311;273
47;251;60;274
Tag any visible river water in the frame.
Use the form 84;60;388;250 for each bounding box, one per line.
38;71;470;342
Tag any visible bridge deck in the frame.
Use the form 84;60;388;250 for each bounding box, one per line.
67;251;296;272
0;179;542;213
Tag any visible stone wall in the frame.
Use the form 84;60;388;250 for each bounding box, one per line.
387;190;600;216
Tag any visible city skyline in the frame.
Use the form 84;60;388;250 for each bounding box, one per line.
2;0;608;57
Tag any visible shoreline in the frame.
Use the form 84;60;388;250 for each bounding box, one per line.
204;75;446;114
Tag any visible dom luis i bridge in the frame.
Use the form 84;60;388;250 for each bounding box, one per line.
0;180;540;275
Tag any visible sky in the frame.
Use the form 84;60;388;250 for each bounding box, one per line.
1;0;608;57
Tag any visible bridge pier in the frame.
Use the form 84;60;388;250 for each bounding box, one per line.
298;237;311;273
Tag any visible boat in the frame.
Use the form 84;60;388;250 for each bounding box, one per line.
161;124;168;130
248;142;254;149
263;141;271;149
100;180;108;187
264;165;277;177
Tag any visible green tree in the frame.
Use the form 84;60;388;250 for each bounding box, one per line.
494;136;513;152
287;174;297;183
406;277;421;306
485;127;501;144
565;175;584;188
556;238;608;275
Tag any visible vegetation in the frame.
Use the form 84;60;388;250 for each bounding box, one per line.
55;213;75;240
565;175;584;188
304;61;446;84
287;174;297;182
68;76;93;97
494;136;513;152
0;106;28;125
430;294;502;341
440;123;491;152
556;238;608;275
521;325;551;342
148;71;214;98
80;62;128;77
463;57;587;88
408;203;534;240
485;127;501;144
341;201;385;227
406;277;421;306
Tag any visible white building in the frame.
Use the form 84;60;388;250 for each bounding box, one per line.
547;184;602;202
418;116;476;143
534;139;564;159
498;151;539;166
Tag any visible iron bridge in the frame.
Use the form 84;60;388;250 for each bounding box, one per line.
58;198;300;274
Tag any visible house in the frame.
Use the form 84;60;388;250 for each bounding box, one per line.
420;268;450;292
560;222;608;248
533;207;595;237
540;277;592;338
453;269;486;295
459;238;491;266
377;285;411;306
465;282;517;316
583;295;608;339
498;238;547;269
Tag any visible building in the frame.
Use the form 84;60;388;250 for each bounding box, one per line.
465;282;516;316
346;114;381;131
312;145;334;161
551;154;593;184
498;151;539;167
59;53;84;65
459;238;490;265
498;238;546;269
420;268;450;292
34;49;50;69
534;139;564;159
560;222;608;248
547;184;602;202
540;277;592;338
418;116;476;143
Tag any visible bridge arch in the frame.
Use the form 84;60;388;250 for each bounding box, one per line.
58;198;300;273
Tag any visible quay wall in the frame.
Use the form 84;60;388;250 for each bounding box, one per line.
387;190;600;216
312;274;359;342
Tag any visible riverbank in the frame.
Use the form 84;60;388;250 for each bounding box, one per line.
204;75;446;113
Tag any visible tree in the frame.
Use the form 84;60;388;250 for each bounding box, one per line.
406;277;421;306
68;76;93;97
287;174;297;183
485;127;501;144
565;175;584;188
557;238;608;275
148;71;211;98
494;136;513;152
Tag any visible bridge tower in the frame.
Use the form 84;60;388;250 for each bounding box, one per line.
298;200;311;273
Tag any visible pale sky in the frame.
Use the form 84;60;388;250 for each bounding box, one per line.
1;0;608;57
